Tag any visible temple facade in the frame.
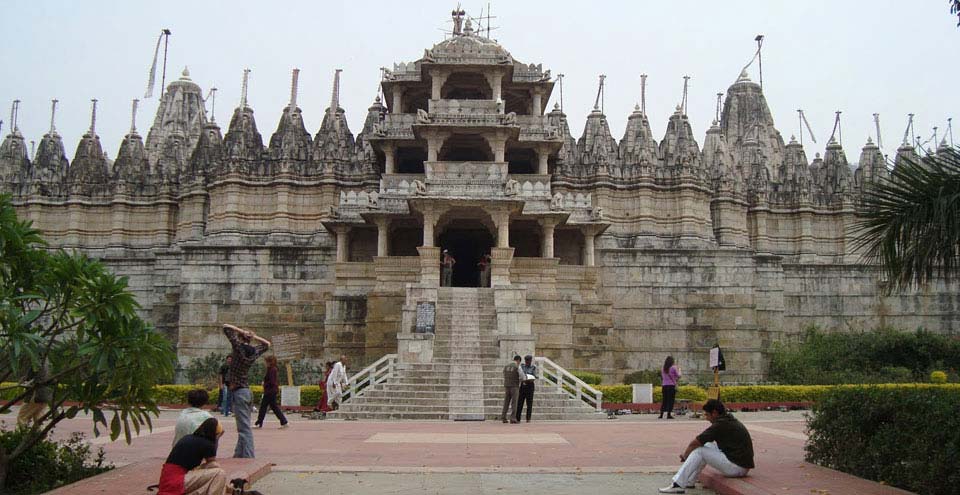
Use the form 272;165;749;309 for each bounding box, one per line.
1;14;957;383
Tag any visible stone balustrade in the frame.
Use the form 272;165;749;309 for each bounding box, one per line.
428;99;499;115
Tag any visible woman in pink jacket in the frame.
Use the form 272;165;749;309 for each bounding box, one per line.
659;356;681;419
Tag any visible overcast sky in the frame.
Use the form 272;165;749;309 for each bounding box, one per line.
1;0;957;163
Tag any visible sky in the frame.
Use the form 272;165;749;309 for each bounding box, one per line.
1;0;957;163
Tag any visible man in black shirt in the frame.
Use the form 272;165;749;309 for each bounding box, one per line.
659;399;754;493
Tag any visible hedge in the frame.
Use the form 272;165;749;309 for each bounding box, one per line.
597;385;707;403
570;370;602;385
3;383;322;409
806;385;960;495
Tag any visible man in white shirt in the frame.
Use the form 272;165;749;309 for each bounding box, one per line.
326;355;350;409
173;389;213;446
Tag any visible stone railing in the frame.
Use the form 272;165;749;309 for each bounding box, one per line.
372;114;417;140
509;175;552;199
342;353;397;403
428;99;499;115
380;174;427;195
516;115;561;142
534;356;603;412
425;161;507;182
512;63;547;82
385;61;421;81
338;189;380;208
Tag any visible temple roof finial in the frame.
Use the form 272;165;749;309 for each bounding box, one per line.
329;68;343;116
129;98;139;134
88;99;98;135
49;99;59;135
240;68;251;109
289;68;300;109
451;6;466;35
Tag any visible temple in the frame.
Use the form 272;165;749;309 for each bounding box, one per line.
1;11;958;402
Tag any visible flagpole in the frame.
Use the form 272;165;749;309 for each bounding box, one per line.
160;29;172;98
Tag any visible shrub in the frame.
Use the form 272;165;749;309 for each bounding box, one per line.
805;385;960;495
622;370;661;385
570;370;602;385
0;429;112;494
598;384;707;404
770;326;960;384
930;370;948;383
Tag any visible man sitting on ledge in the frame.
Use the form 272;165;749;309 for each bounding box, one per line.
659;399;754;493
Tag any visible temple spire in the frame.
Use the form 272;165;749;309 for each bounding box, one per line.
289;68;300;108
240;68;251;109
88;99;98;135
49;99;59;135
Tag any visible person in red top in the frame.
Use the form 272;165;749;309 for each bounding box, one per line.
157;417;226;495
314;361;334;415
254;355;289;429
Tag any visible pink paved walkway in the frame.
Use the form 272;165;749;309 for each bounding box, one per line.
41;410;912;494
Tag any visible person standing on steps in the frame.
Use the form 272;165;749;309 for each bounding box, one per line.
222;323;271;458
660;355;681;419
441;249;456;287
254;355;289;429
478;253;491;287
516;354;537;423
500;355;524;423
659;399;754;493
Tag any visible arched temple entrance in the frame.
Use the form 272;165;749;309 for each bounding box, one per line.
436;216;495;287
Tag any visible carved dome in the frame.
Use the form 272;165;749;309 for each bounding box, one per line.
425;33;513;65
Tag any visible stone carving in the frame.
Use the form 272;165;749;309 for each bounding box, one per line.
502;112;517;125
412;179;427;195
504;179;519;196
551;192;563;210
416;108;432;124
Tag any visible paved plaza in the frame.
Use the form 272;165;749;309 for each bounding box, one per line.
10;407;912;494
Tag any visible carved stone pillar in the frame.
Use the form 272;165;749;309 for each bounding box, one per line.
333;225;350;262
484;71;503;105
493;210;510;248
383;143;397;174
425;132;448;162
531;89;542;116
392;87;403;114
487;135;507;163
422;209;438;247
417;246;441;287
540;218;556;258
430;69;450;100
537;145;550;175
375;217;389;257
489;247;514;287
584;233;595;266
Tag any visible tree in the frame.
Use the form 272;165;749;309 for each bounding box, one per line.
0;194;175;490
953;0;960;26
852;148;960;292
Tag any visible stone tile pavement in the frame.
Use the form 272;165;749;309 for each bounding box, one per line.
15;408;914;494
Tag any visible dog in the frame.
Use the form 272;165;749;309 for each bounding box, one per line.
230;477;265;495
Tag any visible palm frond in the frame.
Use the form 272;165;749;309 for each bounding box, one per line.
851;147;960;293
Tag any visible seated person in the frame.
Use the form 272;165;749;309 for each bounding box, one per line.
158;417;227;495
660;399;754;493
173;389;213;446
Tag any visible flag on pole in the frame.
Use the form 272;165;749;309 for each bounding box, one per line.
144;31;164;99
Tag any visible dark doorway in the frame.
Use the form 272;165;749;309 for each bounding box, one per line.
438;224;494;287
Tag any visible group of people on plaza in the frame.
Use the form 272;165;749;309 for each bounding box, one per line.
152;321;750;494
157;323;349;494
440;249;492;287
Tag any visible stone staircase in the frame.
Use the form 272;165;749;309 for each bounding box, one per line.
331;287;603;420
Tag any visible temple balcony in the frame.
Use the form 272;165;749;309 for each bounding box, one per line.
428;99;499;115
